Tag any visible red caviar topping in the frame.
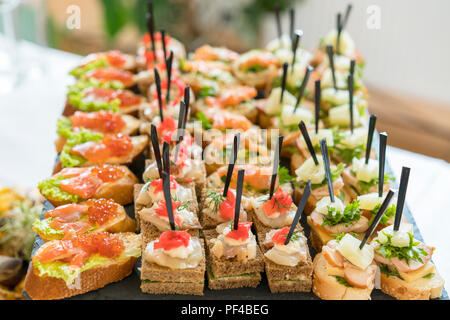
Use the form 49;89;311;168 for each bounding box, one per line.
58;166;125;199
70;133;133;163
34;232;124;268
92;165;125;182
86;199;118;225
104;50;127;68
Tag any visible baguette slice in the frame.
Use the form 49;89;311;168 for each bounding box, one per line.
312;253;373;300
380;266;444;300
34;201;136;242
54;135;148;172
24;232;141;300
55;114;141;153
43;166;139;207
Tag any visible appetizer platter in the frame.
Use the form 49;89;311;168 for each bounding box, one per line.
24;2;447;300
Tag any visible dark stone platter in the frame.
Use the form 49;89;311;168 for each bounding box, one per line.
26;133;448;300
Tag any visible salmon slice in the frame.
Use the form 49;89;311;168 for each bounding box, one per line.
44;204;87;222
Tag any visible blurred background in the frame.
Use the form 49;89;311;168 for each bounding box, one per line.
1;0;449;160
0;0;449;299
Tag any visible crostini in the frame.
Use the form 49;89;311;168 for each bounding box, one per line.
55;111;141;153
33;199;136;241
24;232;141;300
38;165;138;206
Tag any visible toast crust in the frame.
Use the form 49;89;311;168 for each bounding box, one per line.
312;253;373;300
24;233;141;300
380;268;444;300
44;167;138;207
35;202;136;242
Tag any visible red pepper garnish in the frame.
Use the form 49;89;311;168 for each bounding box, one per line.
271;227;290;245
262;188;293;216
154;230;191;251
225;222;252;241
154;200;182;227
218;189;236;220
150;175;177;193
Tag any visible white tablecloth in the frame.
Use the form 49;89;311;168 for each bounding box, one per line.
1;42;449;289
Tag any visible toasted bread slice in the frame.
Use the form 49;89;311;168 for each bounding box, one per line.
54;114;142;153
43;166;139;207
24;232;141;300
312;253;373;300
380;266;444;300
34;202;136;242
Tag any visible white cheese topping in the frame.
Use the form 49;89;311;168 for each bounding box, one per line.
281;105;313;126
315;196;345;215
352;157;379;183
299;128;334;149
295;156;325;184
265;87;297;115
338;127;367;149
337;234;374;270
377;224;414;248
322;29;356;57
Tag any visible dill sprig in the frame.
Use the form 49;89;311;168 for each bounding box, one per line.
206;189;226;214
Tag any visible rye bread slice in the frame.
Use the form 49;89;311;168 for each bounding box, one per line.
206;268;261;290
267;277;312;293
258;230;313;293
203;230;264;278
140;237;205;283
141;281;204;296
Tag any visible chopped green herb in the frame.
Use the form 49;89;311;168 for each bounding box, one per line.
376;232;428;265
333;275;353;287
379;264;404;280
322;200;361;227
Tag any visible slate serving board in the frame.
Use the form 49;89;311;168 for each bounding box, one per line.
26;134;448;300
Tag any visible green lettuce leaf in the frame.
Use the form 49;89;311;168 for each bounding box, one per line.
38;176;80;203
